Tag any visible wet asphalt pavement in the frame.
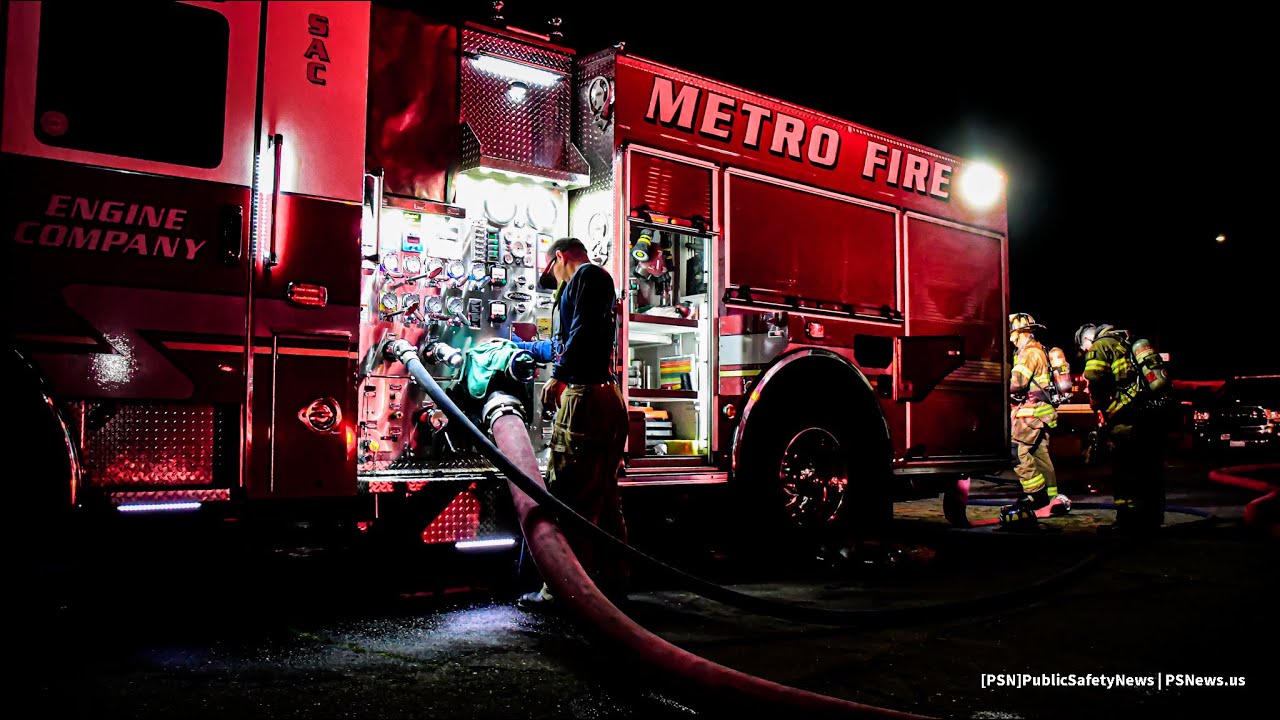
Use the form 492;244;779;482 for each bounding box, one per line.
26;456;1278;719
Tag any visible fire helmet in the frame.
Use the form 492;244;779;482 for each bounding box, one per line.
1074;323;1098;349
1009;313;1046;335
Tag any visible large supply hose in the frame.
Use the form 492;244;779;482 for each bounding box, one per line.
385;340;928;718
1207;464;1279;538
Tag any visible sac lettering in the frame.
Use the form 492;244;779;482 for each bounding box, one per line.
306;14;330;86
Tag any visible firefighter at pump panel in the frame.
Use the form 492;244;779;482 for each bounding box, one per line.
1075;323;1168;535
1001;313;1072;530
512;238;629;610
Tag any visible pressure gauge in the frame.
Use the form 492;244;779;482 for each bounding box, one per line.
381;253;400;275
447;260;467;280
446;296;464;315
469;262;488;281
379;291;399;313
426;257;444;279
426;295;444;315
402;255;422;276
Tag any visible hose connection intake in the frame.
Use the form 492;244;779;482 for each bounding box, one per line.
482;391;527;431
424;341;464;367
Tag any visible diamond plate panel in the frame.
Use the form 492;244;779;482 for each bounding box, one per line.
570;50;618;264
109;488;231;504
84;404;215;486
462;63;571;170
359;453;499;477
574;49;617;184
459;28;585;181
474;482;500;536
462;29;572;74
421;489;481;544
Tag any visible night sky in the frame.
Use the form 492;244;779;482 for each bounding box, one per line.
460;3;1275;378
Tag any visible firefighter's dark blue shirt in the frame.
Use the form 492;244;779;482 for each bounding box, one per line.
515;262;616;385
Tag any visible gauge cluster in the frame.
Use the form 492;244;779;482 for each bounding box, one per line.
357;178;573;473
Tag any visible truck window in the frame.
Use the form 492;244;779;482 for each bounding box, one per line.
34;3;229;168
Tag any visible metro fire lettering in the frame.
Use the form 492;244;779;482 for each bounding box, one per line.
640;76;961;199
645;76;841;171
862;141;952;199
808;126;839;168
699;93;735;140
646;77;699;129
13;194;207;261
740;102;770;150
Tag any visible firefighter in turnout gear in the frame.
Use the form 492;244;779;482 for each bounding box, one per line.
1076;323;1166;535
1001;314;1070;530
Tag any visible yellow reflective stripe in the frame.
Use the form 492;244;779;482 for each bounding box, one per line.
1021;474;1047;493
1106;394;1132;416
1112;358;1134;371
1085;359;1108;371
1012;364;1032;377
1034;405;1056;417
1033;373;1052;385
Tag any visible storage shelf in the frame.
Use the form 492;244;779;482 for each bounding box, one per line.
630;313;697;330
629;388;698;400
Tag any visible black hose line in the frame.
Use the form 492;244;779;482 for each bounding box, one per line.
389;340;1202;627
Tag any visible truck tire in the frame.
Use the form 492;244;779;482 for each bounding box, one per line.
942;477;972;527
9;349;76;515
734;354;891;550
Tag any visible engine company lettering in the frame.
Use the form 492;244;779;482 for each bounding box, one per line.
644;76;953;200
14;195;207;261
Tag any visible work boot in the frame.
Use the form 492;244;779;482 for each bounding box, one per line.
1049;494;1072;516
1027;489;1051;510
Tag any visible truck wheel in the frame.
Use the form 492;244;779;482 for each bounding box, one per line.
777;427;848;531
738;399;890;548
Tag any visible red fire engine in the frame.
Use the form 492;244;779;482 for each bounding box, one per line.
5;1;1010;548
